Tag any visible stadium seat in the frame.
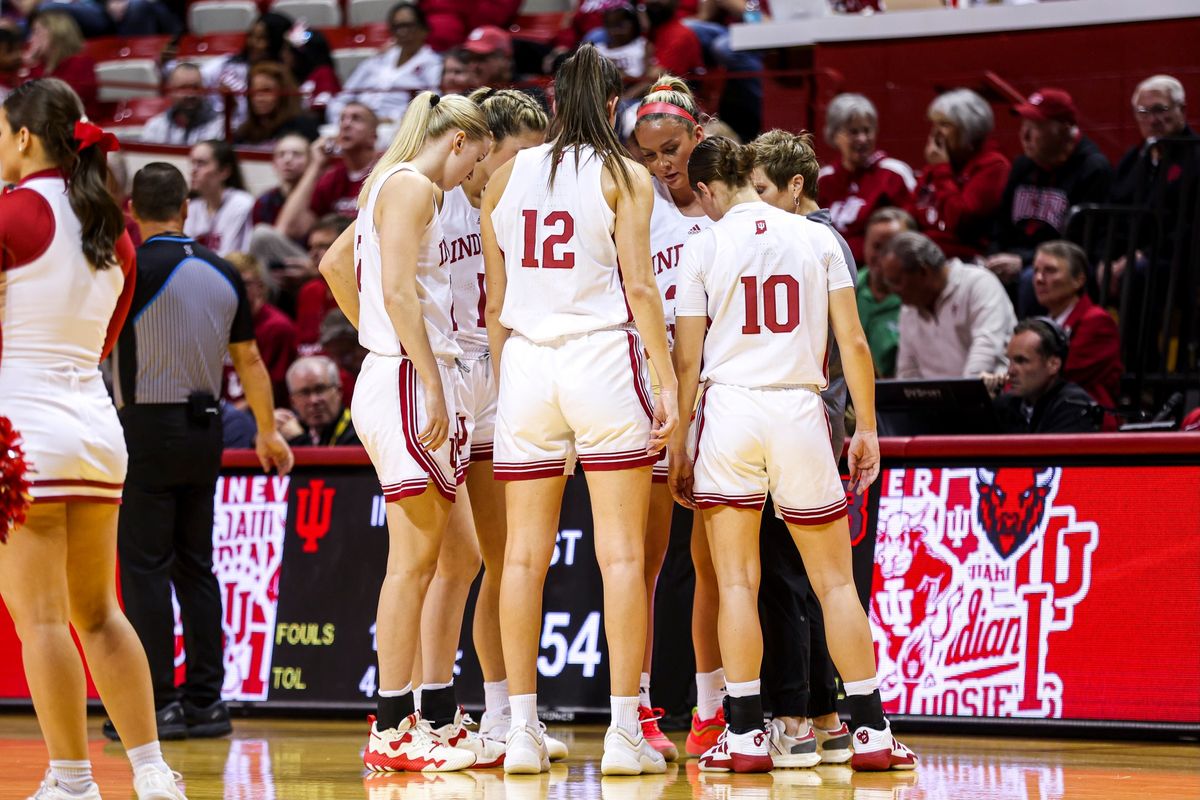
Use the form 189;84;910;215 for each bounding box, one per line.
347;0;392;27
509;13;567;46
189;0;258;35
323;23;391;50
86;35;173;63
271;0;341;28
331;47;377;84
97;59;161;102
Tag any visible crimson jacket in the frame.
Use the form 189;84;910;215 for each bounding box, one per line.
818;151;916;263
911;141;1011;260
1061;294;1122;414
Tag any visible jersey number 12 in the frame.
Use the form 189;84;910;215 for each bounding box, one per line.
521;210;576;270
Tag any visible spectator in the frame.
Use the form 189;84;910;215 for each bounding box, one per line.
990;319;1102;434
858;207;917;378
596;2;650;96
253;133;311;229
986;88;1112;316
884;231;1016;379
226;252;299;407
284;22;340;117
202;12;292;125
643;0;703;80
235;61;319;146
422;0;520;52
109;162;292;742
683;0;765;141
439;47;475;94
185;140;255;256
22;11;97;116
276;102;379;241
141;63;226;146
911;88;1010;260
328;2;441;123
102;0;181;36
463;25;514;87
0;26;23;101
295;215;353;351
275;355;361;447
818;92;916;263
1032;241;1122;412
221;400;257;448
315;307;365;403
551;0;613;58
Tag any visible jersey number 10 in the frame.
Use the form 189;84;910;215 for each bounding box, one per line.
521;210;576;269
741;275;801;334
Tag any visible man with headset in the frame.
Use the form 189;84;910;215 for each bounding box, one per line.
986;318;1102;434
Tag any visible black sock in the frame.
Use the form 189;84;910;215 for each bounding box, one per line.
421;685;458;728
847;690;886;731
377;692;415;730
727;694;765;734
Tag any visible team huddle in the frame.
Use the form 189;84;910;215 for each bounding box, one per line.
320;44;918;776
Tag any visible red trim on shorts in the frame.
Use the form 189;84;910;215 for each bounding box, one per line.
382;479;438;503
625;331;656;421
32;495;122;505
651;465;669;483
470;444;494;462
493;459;568;481
693;385;711;462
777;498;849;526
32;478;124;489
578;449;658;472
693;492;766;510
398;360;456;503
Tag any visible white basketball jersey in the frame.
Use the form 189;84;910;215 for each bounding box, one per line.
440;186;486;351
650;178;713;345
354;163;462;359
0;176;124;372
676;202;854;388
491;143;631;343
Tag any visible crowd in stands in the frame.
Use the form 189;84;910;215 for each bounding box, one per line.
0;0;1192;437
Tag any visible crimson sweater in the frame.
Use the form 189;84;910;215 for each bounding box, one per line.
911;141;1011;260
818;151;916;263
1061;294;1122;415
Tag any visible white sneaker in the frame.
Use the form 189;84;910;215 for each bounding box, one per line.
600;724;667;776
133;767;187;800
429;708;506;769
766;718;820;768
28;771;101;800
812;720;852;764
503;723;550;775
482;713;568;763
849;721;918;772
544;731;568;761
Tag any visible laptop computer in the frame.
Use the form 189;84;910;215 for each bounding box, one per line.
875;378;1001;436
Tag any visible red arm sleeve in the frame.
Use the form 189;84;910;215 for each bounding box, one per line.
101;232;137;362
927;155;1009;238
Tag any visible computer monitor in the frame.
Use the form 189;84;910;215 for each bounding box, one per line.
875;378;1001;436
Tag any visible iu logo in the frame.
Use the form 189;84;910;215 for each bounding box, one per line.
755;220;767;235
295;479;336;553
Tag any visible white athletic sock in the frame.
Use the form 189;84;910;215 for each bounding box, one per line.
49;760;94;795
127;741;172;775
696;668;726;719
611;695;639;735
510;693;539;731
639;672;651;708
483;679;510;719
725;678;760;698
843;676;879;697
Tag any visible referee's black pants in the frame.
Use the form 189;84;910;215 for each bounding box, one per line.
117;404;224;709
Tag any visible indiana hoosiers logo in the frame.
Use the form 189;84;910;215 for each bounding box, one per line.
755;220;767;235
870;467;1097;719
296;479;336;553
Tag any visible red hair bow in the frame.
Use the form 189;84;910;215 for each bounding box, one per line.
74;119;120;154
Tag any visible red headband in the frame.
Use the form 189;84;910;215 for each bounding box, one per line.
637;101;697;126
74;120;119;154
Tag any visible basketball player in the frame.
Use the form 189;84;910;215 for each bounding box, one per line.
345;91;491;772
479;45;678;776
630;75;714;761
669;138;918;773
0;79;189;799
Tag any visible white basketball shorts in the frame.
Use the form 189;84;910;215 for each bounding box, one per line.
1;365;127;503
493;328;658;479
352;352;461;503
690;383;848;525
457;352;498;469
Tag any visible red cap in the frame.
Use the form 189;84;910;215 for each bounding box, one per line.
1015;88;1077;125
463;25;513;56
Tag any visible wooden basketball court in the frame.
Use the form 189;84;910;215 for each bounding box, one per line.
2;715;1197;799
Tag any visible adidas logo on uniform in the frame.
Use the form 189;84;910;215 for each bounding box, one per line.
688;224;702;234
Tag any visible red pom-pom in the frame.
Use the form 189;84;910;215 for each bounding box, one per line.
0;416;32;543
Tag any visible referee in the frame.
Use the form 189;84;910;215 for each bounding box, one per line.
105;163;294;740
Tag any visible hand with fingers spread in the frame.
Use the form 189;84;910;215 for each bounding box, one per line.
649;387;679;454
847;428;880;495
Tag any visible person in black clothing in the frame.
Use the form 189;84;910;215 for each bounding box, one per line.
275;355;361;447
985;88;1112;317
106;163;294;742
990;319;1102;434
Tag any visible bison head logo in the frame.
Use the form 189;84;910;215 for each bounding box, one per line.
974;467;1057;560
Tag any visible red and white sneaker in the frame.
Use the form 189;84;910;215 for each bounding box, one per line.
766;718;820;768
684;706;725;757
813;720;852;764
364;713;478;772
428;707;506;769
638;706;678;761
850;722;918;771
697;728;773;774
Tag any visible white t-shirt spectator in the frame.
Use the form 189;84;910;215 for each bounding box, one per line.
597;37;647;79
895;259;1016;379
184;189;256;257
140;110;226;146
327;45;442;122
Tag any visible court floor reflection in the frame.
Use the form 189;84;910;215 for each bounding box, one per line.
1;716;1197;800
